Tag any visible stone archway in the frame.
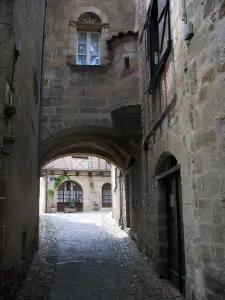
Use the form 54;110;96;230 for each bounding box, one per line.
153;153;186;296
40;126;138;169
40;124;140;229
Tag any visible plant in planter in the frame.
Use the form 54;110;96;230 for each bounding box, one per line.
93;201;100;211
64;197;80;213
48;189;56;213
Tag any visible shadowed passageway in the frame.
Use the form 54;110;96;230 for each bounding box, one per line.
15;211;184;300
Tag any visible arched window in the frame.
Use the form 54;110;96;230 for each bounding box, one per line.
57;181;83;203
102;183;112;207
77;12;101;66
68;7;109;67
78;12;101;24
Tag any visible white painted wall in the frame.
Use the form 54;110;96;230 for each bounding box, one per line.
39;176;46;214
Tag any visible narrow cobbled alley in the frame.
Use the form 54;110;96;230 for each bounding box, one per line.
15;210;184;300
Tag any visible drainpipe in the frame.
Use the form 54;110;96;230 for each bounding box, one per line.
36;0;48;239
38;0;48;173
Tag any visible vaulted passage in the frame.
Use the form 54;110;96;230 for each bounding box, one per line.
40;124;141;170
39;121;142;233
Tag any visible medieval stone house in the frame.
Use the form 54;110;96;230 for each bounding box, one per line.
40;156;112;213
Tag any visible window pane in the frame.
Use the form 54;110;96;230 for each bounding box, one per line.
78;44;86;54
90;56;100;65
158;0;167;19
90;43;99;56
77;55;87;65
158;16;165;52
91;33;99;43
78;32;87;43
158;6;170;60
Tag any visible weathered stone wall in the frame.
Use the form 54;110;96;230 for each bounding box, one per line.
138;1;225;299
45;170;111;212
42;0;139;140
0;0;45;298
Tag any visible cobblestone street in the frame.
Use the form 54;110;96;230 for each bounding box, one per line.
15;211;184;300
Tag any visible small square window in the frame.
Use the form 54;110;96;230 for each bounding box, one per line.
77;32;101;65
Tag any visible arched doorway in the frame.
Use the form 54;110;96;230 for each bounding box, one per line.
57;181;83;212
102;183;112;207
154;154;185;296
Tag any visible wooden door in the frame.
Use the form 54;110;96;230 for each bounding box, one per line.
177;174;186;296
167;172;185;295
102;183;112;207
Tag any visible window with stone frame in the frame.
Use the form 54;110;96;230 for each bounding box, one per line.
76;13;101;65
146;0;171;92
77;32;100;65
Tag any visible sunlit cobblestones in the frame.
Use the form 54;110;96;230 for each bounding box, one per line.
15;211;184;300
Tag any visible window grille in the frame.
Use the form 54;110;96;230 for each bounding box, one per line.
146;0;171;90
77;32;100;65
57;181;83;203
102;183;112;205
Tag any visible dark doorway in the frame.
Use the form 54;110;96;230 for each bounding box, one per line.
154;155;185;296
102;183;112;207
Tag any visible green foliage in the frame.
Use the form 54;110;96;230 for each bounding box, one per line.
68;197;81;208
48;189;55;198
89;180;94;189
54;175;70;189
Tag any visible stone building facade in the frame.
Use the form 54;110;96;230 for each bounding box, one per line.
0;0;45;298
40;0;141;171
40;0;142;253
40;156;112;213
137;1;225;299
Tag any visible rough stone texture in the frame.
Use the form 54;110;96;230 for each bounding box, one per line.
138;1;225;300
14;212;184;300
0;0;45;298
41;0;140;172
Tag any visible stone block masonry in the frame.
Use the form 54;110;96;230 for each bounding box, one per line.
137;1;225;299
42;0;139;139
0;0;45;298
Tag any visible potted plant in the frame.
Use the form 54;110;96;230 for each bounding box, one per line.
64;198;79;213
48;189;57;213
93;201;100;211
